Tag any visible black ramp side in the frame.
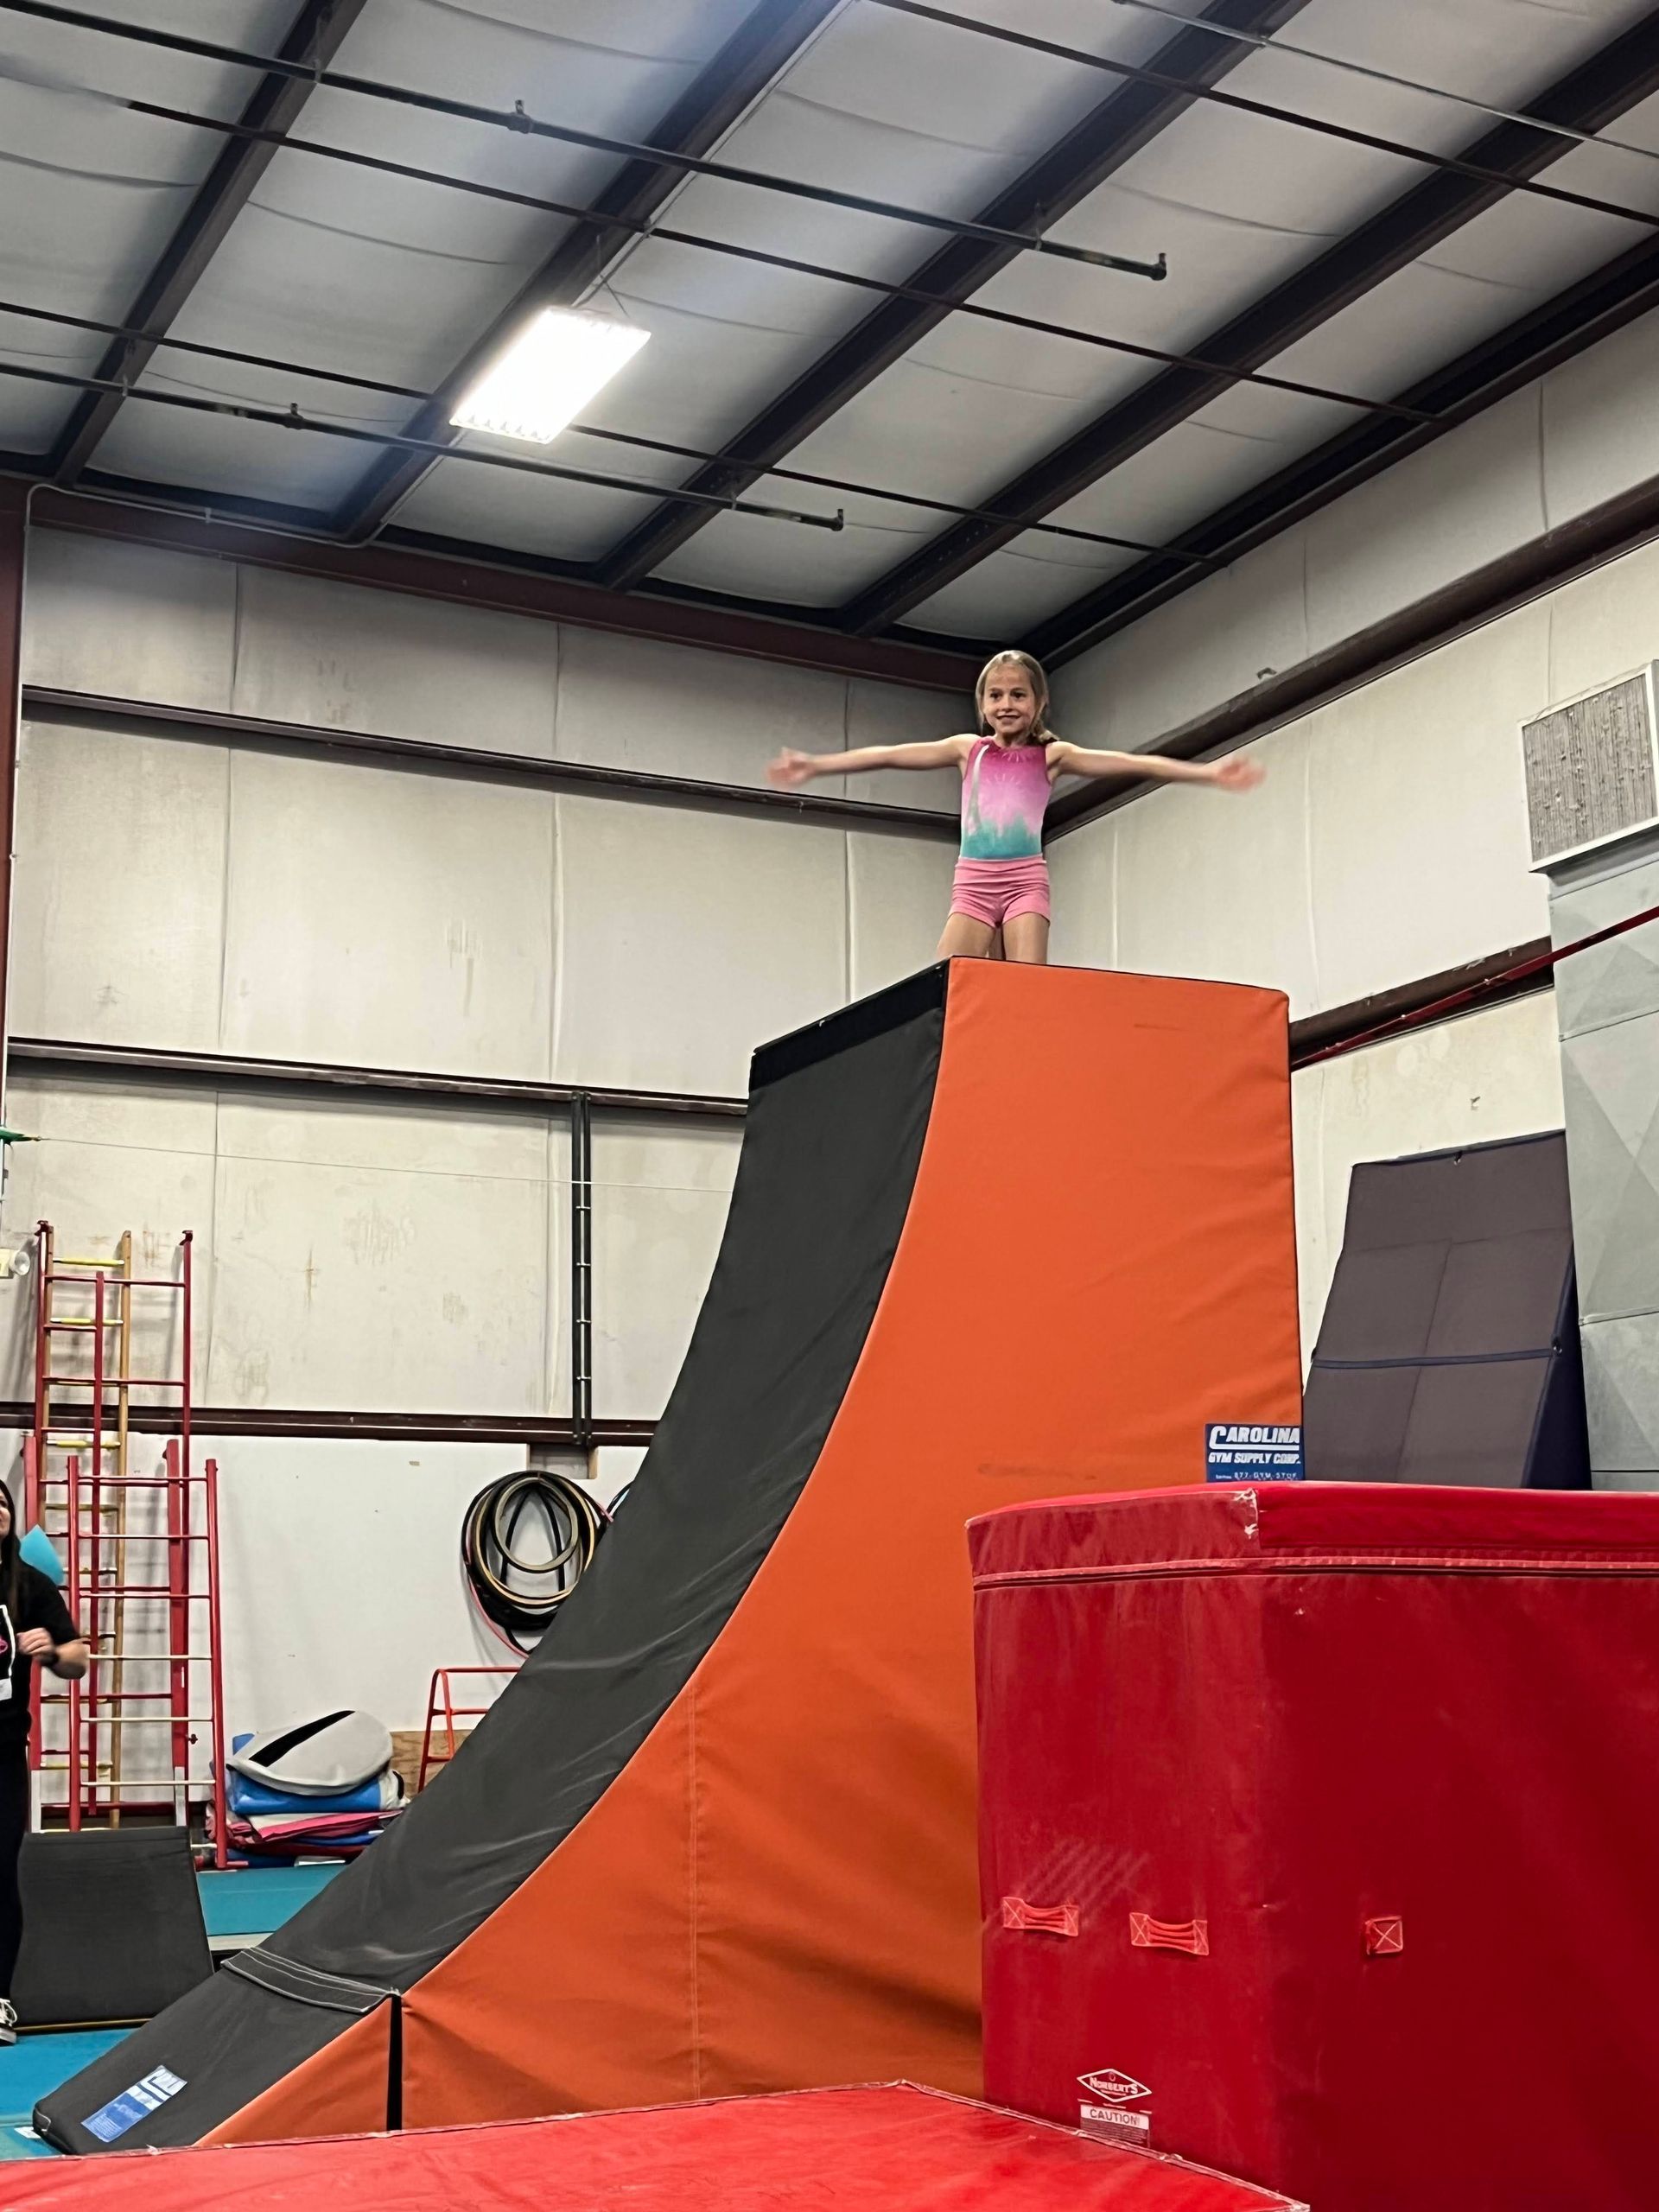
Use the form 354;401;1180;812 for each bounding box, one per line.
40;967;949;2154
1305;1130;1591;1489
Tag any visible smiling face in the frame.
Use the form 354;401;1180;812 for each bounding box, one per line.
978;660;1038;744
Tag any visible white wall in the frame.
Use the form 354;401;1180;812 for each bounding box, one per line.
15;530;963;1093
1047;308;1659;1353
7;531;965;1749
1290;993;1567;1367
1049;595;1553;1019
212;1437;557;1738
1048;313;1659;1015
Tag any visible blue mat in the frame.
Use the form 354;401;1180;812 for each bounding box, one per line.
0;2029;127;2159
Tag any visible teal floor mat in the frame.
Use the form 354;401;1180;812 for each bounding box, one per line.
198;1860;344;1939
0;1865;345;2158
0;2029;128;2158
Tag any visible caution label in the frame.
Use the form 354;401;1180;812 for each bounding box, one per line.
1077;2066;1153;2146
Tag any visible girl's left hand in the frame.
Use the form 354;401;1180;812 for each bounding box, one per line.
17;1629;53;1658
1210;757;1265;792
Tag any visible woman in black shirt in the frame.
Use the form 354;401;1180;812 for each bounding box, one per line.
0;1477;86;2043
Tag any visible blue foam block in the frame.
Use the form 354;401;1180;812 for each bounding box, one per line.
19;1527;65;1586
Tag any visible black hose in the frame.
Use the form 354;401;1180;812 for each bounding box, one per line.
461;1470;607;1654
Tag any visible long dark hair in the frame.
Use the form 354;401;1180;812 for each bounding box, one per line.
0;1478;21;1619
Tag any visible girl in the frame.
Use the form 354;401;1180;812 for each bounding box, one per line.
768;647;1262;965
0;1478;86;2044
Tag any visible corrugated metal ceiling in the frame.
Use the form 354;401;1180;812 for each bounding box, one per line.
2;0;1657;659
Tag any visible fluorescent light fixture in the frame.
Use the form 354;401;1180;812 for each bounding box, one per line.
450;308;650;444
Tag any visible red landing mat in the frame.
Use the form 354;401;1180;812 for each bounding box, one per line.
4;2083;1306;2210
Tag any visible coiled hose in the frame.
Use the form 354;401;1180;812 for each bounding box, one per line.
461;1468;608;1653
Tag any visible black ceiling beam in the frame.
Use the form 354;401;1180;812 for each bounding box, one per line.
838;6;1659;636
334;0;845;543
48;0;366;486
1033;225;1659;665
592;0;1313;594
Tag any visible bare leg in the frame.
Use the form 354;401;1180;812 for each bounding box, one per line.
938;912;996;959
1002;913;1050;965
988;927;1006;962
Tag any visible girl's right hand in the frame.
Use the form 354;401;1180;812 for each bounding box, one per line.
767;749;817;789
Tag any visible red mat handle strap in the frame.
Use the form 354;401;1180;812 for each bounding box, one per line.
1001;1897;1080;1937
1363;1916;1404;1955
1129;1911;1210;1956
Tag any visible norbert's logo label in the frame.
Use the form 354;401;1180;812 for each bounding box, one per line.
1077;2068;1149;2104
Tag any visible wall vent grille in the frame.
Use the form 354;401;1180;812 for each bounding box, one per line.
1523;671;1659;868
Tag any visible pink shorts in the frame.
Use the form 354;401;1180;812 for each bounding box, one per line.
950;857;1052;928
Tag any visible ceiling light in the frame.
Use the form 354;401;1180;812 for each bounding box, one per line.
450;308;649;445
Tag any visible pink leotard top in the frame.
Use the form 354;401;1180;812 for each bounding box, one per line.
959;737;1051;861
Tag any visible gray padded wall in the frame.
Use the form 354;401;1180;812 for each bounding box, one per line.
1548;824;1659;1491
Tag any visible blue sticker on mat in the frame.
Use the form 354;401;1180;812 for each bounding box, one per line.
1205;1423;1304;1482
84;2065;186;2143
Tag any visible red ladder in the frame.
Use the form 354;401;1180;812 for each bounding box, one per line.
23;1224;228;1864
417;1665;518;1790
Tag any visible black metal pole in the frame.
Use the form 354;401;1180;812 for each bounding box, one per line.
570;1094;593;1450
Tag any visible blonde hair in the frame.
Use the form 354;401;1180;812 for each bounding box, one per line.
976;648;1054;745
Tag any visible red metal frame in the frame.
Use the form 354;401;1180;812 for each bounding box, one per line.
29;1224;228;1864
417;1666;518;1791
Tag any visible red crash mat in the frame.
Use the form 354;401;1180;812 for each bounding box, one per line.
973;1483;1659;2212
3;2084;1304;2209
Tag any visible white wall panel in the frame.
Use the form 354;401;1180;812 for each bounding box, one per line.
848;831;956;998
10;720;230;1052
1291;991;1566;1363
1046;814;1118;972
0;1075;215;1402
219;752;555;1077
593;1445;648;1508
1544;533;1659;705
1052;530;1311;753
1306;610;1549;1007
213;1437;531;1736
207;1135;551;1416
232;566;560;757
1112;721;1319;1011
553;798;848;1094
579;1124;738;1420
555;626;846;791
844;677;961;811
22;533;235;709
1542;311;1659;530
1304;391;1545;657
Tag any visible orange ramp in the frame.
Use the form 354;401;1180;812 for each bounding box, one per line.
39;962;1300;2152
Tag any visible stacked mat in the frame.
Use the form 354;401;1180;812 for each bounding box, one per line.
216;1717;404;1856
219;1758;404;1854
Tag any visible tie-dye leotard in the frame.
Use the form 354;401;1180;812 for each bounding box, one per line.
950;737;1053;926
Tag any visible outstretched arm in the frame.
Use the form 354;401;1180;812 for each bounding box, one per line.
1048;741;1263;791
769;735;969;788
